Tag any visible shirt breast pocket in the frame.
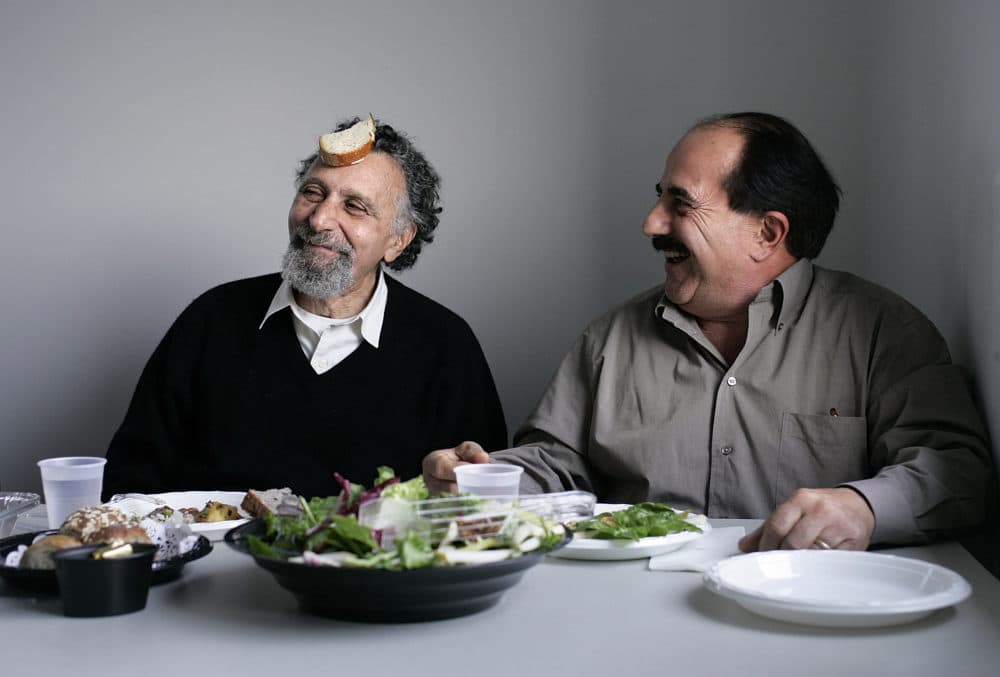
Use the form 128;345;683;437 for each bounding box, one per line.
775;412;869;504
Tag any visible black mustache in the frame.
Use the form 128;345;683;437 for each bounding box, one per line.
652;235;685;252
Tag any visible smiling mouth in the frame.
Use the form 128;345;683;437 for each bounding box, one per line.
305;240;336;252
652;236;690;263
294;224;351;256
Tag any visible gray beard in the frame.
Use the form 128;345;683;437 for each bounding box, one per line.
281;225;356;300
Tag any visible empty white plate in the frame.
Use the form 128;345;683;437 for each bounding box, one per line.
703;550;971;628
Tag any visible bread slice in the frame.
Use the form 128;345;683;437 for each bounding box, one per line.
318;115;376;166
241;488;296;519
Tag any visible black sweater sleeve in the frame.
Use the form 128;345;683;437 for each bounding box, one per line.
103;300;204;499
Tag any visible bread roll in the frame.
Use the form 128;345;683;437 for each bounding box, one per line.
59;506;132;542
19;534;82;570
318;115;376;167
85;524;153;546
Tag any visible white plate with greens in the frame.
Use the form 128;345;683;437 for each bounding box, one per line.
551;503;710;561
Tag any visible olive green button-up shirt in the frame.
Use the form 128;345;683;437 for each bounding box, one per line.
493;259;993;545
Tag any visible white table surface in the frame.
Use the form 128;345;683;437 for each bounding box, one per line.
3;506;999;677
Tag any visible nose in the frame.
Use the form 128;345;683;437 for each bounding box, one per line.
307;198;341;232
642;201;670;237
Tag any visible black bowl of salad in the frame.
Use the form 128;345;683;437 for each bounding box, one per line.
224;467;569;623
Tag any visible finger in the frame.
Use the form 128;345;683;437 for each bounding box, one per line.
811;534;835;550
738;526;763;552
454;441;490;464
784;488;874;550
779;517;827;550
756;502;805;551
421;449;462;495
431;479;459;496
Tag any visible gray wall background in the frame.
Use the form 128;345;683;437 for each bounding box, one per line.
2;0;998;495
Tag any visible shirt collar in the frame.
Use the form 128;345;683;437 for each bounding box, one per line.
259;269;389;348
766;257;813;330
653;258;814;331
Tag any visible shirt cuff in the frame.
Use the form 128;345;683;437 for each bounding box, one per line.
843;477;920;545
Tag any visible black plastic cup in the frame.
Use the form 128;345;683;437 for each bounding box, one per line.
52;543;157;617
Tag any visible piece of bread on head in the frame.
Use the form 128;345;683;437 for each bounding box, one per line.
318;115;376;167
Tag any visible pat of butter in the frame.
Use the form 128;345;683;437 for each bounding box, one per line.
94;543;134;560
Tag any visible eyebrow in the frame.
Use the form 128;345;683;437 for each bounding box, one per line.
665;185;694;203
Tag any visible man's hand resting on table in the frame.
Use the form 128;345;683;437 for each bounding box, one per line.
422;441;491;495
738;487;876;552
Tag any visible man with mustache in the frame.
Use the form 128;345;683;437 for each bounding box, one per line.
103;117;507;499
423;112;993;551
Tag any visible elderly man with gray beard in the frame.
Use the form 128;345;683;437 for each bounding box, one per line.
103;117;507;499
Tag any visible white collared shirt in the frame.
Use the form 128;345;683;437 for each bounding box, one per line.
259;271;388;374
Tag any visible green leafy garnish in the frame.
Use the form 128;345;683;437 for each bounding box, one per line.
381;474;429;501
570;502;702;541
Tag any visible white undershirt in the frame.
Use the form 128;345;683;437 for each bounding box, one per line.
259;271;388;374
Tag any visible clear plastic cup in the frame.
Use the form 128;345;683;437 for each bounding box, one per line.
454;463;524;497
37;457;107;529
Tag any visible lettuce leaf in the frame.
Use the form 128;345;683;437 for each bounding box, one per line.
570;502;702;541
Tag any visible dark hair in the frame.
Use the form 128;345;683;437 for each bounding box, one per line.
697;112;841;259
295;117;442;271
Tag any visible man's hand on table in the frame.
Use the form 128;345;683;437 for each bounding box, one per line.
422;440;491;495
738;487;875;552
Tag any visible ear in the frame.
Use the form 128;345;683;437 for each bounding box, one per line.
750;211;790;262
383;223;417;264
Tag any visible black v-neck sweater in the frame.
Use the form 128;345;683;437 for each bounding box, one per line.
104;273;507;498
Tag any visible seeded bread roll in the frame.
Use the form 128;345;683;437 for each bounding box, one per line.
19;534;82;570
59;506;132;542
318;115;376;167
84;524;153;546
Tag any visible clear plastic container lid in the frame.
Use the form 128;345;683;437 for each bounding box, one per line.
0;492;42;538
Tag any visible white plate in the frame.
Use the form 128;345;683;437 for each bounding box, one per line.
702;550;972;628
151;491;249;541
550;503;710;561
110;491;250;542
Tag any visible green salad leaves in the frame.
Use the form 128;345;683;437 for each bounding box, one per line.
244;467;566;570
569;502;702;541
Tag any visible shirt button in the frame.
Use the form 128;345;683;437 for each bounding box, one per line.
721;446;734;456
726;376;737;387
